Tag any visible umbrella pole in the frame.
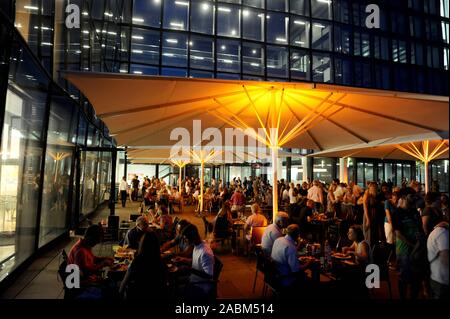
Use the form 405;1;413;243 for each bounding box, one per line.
179;166;182;193
271;147;278;222
424;161;429;194
200;161;204;213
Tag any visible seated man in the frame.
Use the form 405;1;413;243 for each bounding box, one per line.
124;216;149;250
160;219;193;258
261;212;289;256
296;199;315;239
173;224;215;299
271;224;312;289
67;225;114;287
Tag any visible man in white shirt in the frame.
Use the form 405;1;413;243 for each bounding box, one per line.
175;224;215;298
307;180;323;212
119;176;128;207
271;224;312;288
261;212;289;256
427;221;449;299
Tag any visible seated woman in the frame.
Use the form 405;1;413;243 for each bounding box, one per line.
119;232;168;299
342;225;370;265
154;203;173;242
212;201;237;250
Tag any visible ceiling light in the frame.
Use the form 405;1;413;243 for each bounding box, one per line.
132;17;144;23
175;1;189;6
166;38;178;44
132;35;144;40
24;5;39;10
218;7;231;12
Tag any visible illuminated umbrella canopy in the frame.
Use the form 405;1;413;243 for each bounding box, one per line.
64;72;449;219
309;133;449;193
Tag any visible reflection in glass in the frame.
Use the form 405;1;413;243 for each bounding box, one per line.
190;36;214;70
217;4;240;37
313;53;332;82
242;7;264;41
162;32;188;67
191;0;214;34
311;0;332;19
290;0;309;15
163;0;189;31
132;0;161;27
267;13;289;44
290;49;310;80
267;0;288;12
267;46;288;78
217;39;240;72
290;18;309;48
312;21;332;51
243;42;264;75
131;28;160;65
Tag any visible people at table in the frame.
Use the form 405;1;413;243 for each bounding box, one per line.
342;226;370;265
271;224;313;288
296;199;315;238
67;225;114;286
230;188;246;215
154;203;173;241
261;211;289;256
119;231;168;299
124;216;149;250
173;224;215;298
160;219;193;258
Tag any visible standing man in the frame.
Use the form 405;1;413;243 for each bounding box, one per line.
427;221;449;299
119;176;128;208
307;180;323;213
131;175;140;201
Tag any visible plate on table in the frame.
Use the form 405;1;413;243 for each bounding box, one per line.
331;252;352;260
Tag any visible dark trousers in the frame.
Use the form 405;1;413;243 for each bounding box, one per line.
430;279;449;299
120;190;127;207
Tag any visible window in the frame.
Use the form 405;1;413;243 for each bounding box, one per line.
290;18;310;48
409;16;423;38
374;63;390;89
393;65;410;91
217;4;240;38
334;25;351;54
162;32;188;67
392;40;407;63
334;0;350;23
131;28;160;65
354;32;370;57
190;70;214;78
291;49;310;80
312;21;332;51
425;19;441;42
334;57;352;85
391;12;408;35
312;53;332;82
191;0;214;34
267;13;289;44
411;42;424;65
161;68;187;77
130;64;158;75
190;36;214;70
242;42;264;75
427;45;441;68
290;0;309;15
354;61;371;87
217;39;240;72
374;36;389;60
441;0;450;18
313;158;334;183
311;0;332;20
266;46;288;78
242;7;264;41
132;0;161;27
163;0;189;31
267;0;288;12
441;21;449;44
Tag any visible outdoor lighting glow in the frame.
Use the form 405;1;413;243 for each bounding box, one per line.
314;23;326;28
221;45;226;50
133;71;143;74
243;10;249;17
189;41;193;46
166;38;178;44
154;0;160;3
170;22;184;28
132;35;144;40
202;3;209;10
218;7;231;12
132;17;145;23
276;38;287;42
24;5;39;10
231;29;237;35
252;49;257;54
132;49;144;54
175;1;189;6
294;20;306;25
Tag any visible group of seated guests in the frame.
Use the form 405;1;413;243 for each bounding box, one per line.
67;216;216;299
259;211;371;296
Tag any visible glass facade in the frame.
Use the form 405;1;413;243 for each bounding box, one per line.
0;4;115;284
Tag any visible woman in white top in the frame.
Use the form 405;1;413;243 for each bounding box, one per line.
342;225;370;265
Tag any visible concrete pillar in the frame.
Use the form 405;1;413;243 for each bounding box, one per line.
339;158;349;184
302;156;308;183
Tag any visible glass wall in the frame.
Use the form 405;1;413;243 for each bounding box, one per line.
313;157;334;183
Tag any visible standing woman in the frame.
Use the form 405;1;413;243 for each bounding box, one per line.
327;183;337;217
363;182;379;246
385;191;399;264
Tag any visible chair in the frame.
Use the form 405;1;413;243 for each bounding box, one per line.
252;245;267;294
202;216;214;238
212;256;224;298
247;226;267;257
